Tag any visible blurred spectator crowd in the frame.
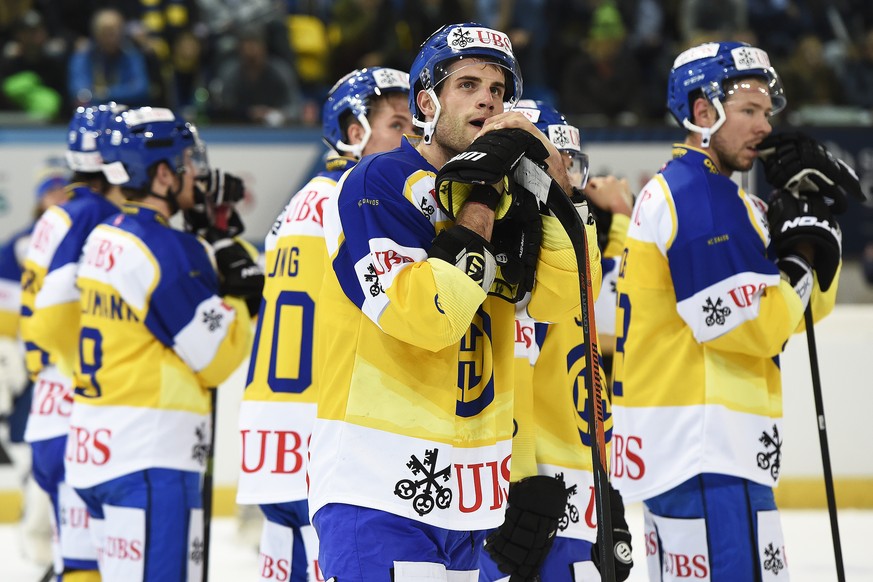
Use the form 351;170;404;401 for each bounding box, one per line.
3;0;873;128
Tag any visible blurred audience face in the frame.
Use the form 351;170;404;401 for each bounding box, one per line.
15;11;48;55
239;38;268;74
92;9;125;55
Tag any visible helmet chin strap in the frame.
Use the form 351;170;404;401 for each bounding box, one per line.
335;113;372;159
413;88;442;145
148;168;183;215
682;97;727;148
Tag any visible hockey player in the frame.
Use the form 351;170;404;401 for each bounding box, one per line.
307;23;598;580
236;66;412;582
65;107;262;582
0;166;69;568
479;99;635;581
19;105;127;582
611;42;844;580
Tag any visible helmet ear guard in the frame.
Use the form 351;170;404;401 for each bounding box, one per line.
409;23;524;144
666;42;786;146
322;66;410;159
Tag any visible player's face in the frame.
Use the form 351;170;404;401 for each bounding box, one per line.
434;59;507;156
711;78;773;174
174;148;198;210
361;93;413;157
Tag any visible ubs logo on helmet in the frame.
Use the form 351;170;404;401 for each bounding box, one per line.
449;28;474;49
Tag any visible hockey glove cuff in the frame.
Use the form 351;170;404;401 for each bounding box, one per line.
768;190;841;291
591;483;634;582
489;194;542;303
428;225;497;292
214;239;265;316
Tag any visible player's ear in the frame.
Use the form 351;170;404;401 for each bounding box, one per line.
417;90;436;119
346;121;365;145
692;96;714;128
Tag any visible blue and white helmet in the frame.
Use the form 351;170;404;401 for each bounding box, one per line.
514;99;589;190
322;67;410;159
66;103;126;173
99;107;199;190
409;22;523;143
667;41;786;147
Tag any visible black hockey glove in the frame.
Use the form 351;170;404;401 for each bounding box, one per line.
489;194;542;303
591;483;634;582
484;475;570;580
435;128;550;222
768;189;842;292
757;132;863;214
214;240;265;316
185;170;246;243
428;225;497;292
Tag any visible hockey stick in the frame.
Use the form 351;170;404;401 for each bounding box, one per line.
802;305;845;581
202;389;217;582
514;158;616;581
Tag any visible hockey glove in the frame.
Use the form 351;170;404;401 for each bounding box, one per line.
214;239;265;316
490;194;542;303
484;475;570;580
185;170;246;243
435;128;550;222
428;225;497;292
591;483;634;582
768;189;842;292
757;132;863;214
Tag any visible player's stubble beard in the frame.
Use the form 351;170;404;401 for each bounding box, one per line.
710;132;755;175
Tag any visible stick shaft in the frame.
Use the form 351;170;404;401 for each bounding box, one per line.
803;306;845;582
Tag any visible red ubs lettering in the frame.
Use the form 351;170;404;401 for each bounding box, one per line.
33;379;73;417
66;505;91;529
645;529;658;556
259;552;290;581
612;434;645;480
515;321;534;349
728;283;766;308
454;454;511;513
475;30;511;50
66;426;112;465
633;189;653;226
84;238;124;271
373;250;414;275
240;430;305;475
583;485;597;529
290;190;325;226
31;219;54;253
663;551;709;578
104;536;143;561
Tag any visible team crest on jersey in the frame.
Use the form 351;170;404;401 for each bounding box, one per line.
763;541;785;575
757;424;782;481
363;263;384;297
192;423;210;466
202;308;224;332
702;297;731;326
456;308;495;417
394;448;452;516
554;472;579;531
190;537;204;565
